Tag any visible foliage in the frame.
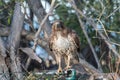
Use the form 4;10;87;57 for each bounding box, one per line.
0;0;15;26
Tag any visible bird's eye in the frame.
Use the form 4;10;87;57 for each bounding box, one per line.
56;23;61;28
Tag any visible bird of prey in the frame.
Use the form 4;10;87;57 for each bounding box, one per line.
49;20;80;72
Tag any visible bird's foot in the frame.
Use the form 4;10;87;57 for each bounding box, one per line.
57;67;63;73
64;65;72;70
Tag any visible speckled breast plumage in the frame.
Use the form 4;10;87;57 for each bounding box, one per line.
53;34;77;56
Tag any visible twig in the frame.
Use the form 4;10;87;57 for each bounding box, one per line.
106;30;120;34
32;0;56;50
106;6;120;19
92;37;120;47
97;19;109;40
68;0;103;72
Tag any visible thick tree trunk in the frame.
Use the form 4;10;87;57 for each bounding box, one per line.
7;2;24;80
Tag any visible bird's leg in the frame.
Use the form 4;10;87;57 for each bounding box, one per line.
65;55;71;70
57;55;62;73
55;53;58;64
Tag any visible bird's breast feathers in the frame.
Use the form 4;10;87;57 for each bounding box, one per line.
55;36;70;49
54;34;75;51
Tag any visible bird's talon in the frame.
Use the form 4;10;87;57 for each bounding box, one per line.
64;66;72;70
57;68;63;73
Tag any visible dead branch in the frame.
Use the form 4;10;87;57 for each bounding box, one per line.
7;2;24;80
79;58;101;74
19;48;42;64
0;27;10;37
0;38;10;80
0;37;6;57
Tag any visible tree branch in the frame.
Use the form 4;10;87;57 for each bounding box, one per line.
0;37;6;57
0;38;9;80
7;2;24;80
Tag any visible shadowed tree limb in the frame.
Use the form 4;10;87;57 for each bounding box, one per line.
0;38;10;80
7;2;24;80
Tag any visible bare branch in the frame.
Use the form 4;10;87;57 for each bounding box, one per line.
0;38;6;57
106;6;120;19
0;38;9;80
19;48;42;70
7;2;24;80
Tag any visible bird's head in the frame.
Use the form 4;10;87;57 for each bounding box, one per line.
52;20;65;32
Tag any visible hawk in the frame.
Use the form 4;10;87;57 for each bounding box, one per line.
49;20;80;72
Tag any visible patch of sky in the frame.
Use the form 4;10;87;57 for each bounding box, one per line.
35;45;49;60
83;7;87;14
110;32;117;37
68;10;75;13
40;0;55;21
96;24;102;29
112;44;116;49
33;21;39;30
29;41;34;47
95;46;100;52
41;0;50;13
24;23;30;31
66;3;71;7
4;0;10;3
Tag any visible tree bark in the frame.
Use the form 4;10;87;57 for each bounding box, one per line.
0;38;10;80
7;2;24;80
